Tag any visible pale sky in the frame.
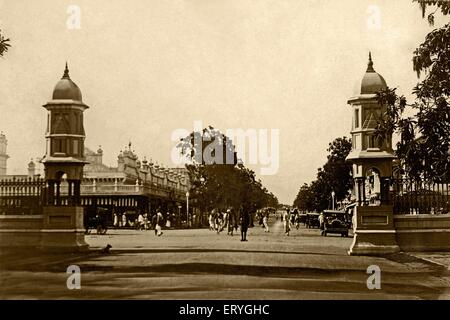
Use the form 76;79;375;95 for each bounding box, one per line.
0;0;445;204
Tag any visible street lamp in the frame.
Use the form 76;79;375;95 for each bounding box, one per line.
331;191;335;210
199;177;205;226
177;205;182;228
186;191;190;227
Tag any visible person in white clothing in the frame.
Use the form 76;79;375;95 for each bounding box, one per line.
263;212;269;232
155;211;164;236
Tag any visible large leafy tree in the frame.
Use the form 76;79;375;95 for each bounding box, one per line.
293;183;314;212
293;137;352;212
375;1;450;182
0;29;11;57
178;126;278;219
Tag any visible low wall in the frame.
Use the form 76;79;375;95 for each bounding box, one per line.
0;215;43;247
394;214;450;251
0;206;88;252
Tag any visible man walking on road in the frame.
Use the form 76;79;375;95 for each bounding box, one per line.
155;208;164;236
263;211;270;233
227;208;235;236
284;208;291;236
240;206;250;241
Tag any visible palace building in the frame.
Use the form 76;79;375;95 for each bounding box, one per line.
0;64;193;226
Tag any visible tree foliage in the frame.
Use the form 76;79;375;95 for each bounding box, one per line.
178;126;278;215
0;29;11;57
293;137;352;212
375;2;450;182
414;0;450;25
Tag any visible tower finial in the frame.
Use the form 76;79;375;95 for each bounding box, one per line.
62;62;70;79
367;51;375;72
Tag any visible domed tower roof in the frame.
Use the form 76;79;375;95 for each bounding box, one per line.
360;52;387;94
52;63;83;101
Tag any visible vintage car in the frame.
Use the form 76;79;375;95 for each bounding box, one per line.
297;213;307;225
321;210;350;237
305;212;320;228
84;207;109;235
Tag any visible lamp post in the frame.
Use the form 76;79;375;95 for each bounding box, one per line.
331;191;335;210
186;191;190;228
177;205;182;228
199;177;205;226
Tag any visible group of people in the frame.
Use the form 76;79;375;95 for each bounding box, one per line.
208;207;251;241
256;209;270;233
280;208;302;236
112;210;170;236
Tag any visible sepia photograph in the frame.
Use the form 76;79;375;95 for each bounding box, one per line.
0;0;450;306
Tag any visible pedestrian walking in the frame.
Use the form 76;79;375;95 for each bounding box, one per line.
263;211;269;232
156;209;164;236
208;212;215;231
113;213;118;228
138;213;144;230
227;208;234;236
284;208;291;236
152;214;158;235
144;213;149;230
122;213;128;228
165;212;171;228
214;209;222;233
240;206;250;241
319;212;325;235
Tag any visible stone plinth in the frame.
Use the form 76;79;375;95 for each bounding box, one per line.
348;205;400;255
40;206;89;252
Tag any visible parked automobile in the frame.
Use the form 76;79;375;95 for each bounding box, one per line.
305;212;320;228
297;213;307;225
321;210;350;237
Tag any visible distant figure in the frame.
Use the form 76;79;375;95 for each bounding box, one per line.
113;213;118;228
284;209;291;236
118;214;123;227
138;213;144;230
240;206;250;241
165;213;171;228
227;208;235;236
208;212;215;231
263;212;269;233
152;214;158;235
144;213;149;230
122;214;128;228
156;210;164;236
319;213;325;231
214;209;222;233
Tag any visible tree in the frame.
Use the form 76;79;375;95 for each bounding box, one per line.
293;137;352;212
375;2;450;182
414;0;450;25
293;183;314;212
0;29;11;57
177;126;278;220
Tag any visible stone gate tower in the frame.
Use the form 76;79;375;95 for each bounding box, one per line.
347;53;399;255
40;63;89;251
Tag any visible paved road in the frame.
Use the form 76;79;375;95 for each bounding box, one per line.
1;220;450;299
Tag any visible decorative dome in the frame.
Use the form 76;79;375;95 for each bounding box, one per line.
360;52;387;94
52;63;83;101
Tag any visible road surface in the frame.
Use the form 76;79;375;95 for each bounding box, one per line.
1;219;450;299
